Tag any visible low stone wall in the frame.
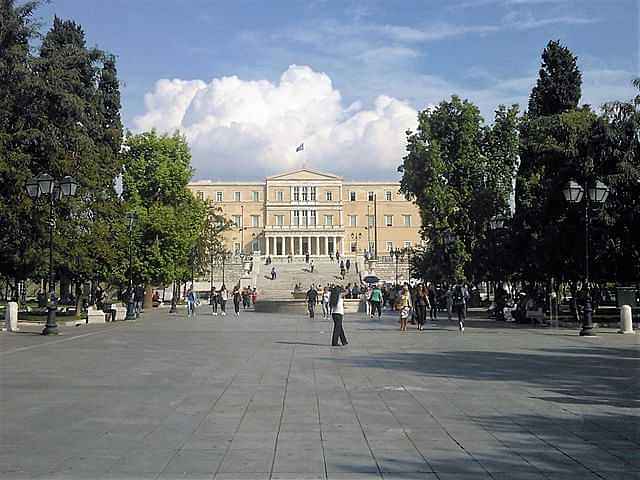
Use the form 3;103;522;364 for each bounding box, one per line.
254;299;363;314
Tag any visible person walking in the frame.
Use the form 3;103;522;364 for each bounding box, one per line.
271;266;277;280
329;286;348;346
306;284;318;318
444;284;453;321
322;286;331;319
219;284;228;316
310;260;314;273
186;285;198;318
415;285;429;330
345;259;351;272
211;287;219;316
399;285;412;331
305;252;310;264
232;285;241;316
427;283;438;321
453;282;467;332
370;284;383;319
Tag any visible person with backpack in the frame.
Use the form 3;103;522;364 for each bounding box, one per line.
306;284;318;318
370;284;383;319
329;286;348;346
453;282;468;332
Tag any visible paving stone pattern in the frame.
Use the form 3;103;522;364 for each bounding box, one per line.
1;308;639;480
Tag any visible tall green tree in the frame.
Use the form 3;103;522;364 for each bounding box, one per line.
0;0;44;295
513;40;620;285
593;80;640;282
0;6;126;304
528;40;582;118
399;96;519;283
122;131;225;302
32;17;125;299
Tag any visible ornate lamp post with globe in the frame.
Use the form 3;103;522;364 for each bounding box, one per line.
562;179;610;336
26;173;78;335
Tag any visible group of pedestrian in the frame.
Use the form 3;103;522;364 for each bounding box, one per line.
213;285;257;316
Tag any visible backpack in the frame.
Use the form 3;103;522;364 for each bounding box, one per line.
329;288;340;308
453;286;464;305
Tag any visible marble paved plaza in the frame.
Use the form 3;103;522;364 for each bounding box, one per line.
1;308;639;480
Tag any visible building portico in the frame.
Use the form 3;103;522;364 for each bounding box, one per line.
265;232;344;257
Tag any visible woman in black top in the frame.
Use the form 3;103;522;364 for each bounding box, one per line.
415;285;430;331
232;286;241;316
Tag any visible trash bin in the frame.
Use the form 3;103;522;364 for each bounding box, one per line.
616;287;638;308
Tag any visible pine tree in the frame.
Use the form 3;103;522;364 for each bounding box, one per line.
528;40;582;117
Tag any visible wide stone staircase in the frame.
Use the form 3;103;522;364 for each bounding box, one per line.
255;258;361;300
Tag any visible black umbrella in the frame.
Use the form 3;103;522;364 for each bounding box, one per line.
363;275;380;284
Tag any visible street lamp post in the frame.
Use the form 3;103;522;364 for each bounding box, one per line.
26;173;78;335
391;247;403;286
240;205;244;255
169;262;178;314
562;179;609;336
125;212;137;320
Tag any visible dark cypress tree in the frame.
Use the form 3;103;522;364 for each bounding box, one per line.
0;0;44;295
528;40;582;117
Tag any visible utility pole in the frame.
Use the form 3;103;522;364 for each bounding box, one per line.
240;205;244;255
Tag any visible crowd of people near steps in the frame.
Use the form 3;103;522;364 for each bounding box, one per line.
184;284;258;318
305;281;470;333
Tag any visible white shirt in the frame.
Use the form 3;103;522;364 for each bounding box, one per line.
323;291;330;303
332;296;344;315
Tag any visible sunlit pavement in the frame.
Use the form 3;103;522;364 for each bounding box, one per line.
1;307;638;479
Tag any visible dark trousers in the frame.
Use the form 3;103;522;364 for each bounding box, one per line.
371;301;382;317
429;303;438;319
416;305;427;325
455;304;466;325
212;300;218;313
308;301;315;318
220;300;226;313
233;299;240;314
331;313;348;346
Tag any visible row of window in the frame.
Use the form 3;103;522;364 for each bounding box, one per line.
231;213;413;228
197;191;261;202
197;190;399;203
349;241;413;253
348;214;412;227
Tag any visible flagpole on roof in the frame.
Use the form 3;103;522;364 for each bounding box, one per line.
296;142;305;169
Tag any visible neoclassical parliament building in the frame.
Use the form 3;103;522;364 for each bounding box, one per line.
188;168;421;258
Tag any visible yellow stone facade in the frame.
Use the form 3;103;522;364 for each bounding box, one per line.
188;168;421;257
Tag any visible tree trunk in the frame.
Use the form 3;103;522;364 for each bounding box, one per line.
75;281;83;319
143;284;153;309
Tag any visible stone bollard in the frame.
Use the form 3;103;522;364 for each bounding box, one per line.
4;301;19;332
619;305;634;334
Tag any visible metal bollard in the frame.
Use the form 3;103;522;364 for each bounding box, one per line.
619;305;634;334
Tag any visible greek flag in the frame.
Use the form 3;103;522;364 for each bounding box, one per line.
296;143;304;152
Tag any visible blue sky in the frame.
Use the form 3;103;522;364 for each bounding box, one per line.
37;0;639;180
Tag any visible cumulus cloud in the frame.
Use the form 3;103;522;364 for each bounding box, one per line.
133;65;418;181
